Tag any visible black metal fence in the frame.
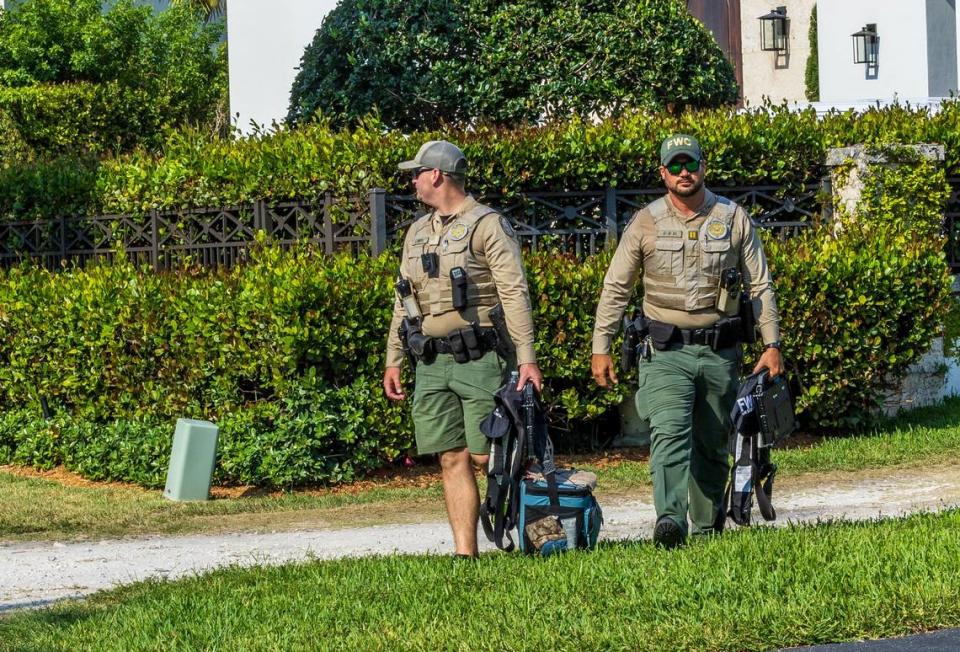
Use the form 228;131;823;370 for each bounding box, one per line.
944;178;960;271
0;181;836;271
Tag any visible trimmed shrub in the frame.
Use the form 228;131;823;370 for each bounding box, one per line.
764;147;951;428
0;107;33;167
0;83;110;155
287;0;738;130
0;242;411;487
3;101;960;221
94;102;960;215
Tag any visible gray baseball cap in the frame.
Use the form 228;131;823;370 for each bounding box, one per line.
398;140;467;175
660;134;702;165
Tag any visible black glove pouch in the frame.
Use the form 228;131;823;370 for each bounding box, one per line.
447;329;470;363
460;325;484;360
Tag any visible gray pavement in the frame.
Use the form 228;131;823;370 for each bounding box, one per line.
785;627;960;651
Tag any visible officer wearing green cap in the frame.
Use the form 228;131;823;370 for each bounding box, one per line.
591;134;784;548
384;139;543;558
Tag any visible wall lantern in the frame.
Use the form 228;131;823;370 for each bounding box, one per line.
758;6;788;52
851;24;878;65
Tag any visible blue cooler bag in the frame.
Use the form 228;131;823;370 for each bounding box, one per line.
518;468;602;556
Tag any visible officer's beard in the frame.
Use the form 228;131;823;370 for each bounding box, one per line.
671;175;704;198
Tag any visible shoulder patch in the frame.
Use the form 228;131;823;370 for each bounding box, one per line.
499;216;516;238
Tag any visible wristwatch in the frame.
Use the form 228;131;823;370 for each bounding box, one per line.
763;341;782;351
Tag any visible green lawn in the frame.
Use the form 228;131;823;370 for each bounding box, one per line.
2;510;958;651
3;397;960;542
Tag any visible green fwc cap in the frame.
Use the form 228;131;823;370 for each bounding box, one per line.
398;140;467;175
660;134;702;165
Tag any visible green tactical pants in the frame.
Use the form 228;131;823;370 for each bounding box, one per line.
636;343;739;536
412;351;508;455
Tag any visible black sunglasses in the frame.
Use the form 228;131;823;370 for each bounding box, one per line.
665;160;701;175
410;167;433;179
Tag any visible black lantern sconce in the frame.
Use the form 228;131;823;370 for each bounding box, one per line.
851;24;878;66
758;6;789;53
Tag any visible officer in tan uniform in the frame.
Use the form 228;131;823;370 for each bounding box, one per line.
383;140;543;558
591;134;784;549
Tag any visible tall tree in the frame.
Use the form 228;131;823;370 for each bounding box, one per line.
170;0;225;22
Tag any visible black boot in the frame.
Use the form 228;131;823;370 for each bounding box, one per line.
653;516;686;550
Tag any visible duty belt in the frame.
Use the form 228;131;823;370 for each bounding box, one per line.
433;327;499;354
649;318;742;351
678;327;721;346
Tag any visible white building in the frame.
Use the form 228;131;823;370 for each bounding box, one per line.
817;0;959;103
226;0;338;134
739;0;817;107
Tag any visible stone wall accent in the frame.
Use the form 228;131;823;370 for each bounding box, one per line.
881;336;953;416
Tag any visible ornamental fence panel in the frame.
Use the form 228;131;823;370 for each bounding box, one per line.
0;182;833;271
944;177;960;271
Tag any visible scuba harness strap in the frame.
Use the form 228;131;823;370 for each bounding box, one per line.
479;378;556;551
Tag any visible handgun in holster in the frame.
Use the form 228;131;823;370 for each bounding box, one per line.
489;303;515;359
620;312;650;373
738;292;758;344
401;316;435;365
398;318;418;369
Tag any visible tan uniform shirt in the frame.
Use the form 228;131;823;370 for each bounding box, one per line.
592;189;781;354
386;195;537;367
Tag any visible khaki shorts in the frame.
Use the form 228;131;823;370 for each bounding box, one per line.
412;351;508;455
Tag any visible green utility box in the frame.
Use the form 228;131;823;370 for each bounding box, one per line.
163;418;219;501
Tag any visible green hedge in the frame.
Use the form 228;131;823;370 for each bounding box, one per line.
0;145;950;485
0;83;112;155
3;101;960;222
768;150;951;427
0;106;33;167
0;244;627;487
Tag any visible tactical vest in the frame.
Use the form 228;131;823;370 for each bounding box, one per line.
642;195;739;312
407;203;502;317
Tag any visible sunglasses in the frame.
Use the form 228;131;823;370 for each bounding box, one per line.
665;160;701;175
410;167;433;180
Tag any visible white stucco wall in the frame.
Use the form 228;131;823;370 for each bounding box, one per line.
817;0;932;102
227;0;338;134
740;0;817;106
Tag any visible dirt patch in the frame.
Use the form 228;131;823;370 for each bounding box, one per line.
183;496;448;535
2;449;651;500
773;460;960;493
0;465;145;493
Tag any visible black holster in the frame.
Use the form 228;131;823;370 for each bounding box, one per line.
739;291;758;344
713;316;743;349
620;312;650;373
649;320;678;351
489;303;515;358
402;317;436;365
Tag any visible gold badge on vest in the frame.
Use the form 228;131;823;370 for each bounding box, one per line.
706;220;729;239
448;223;469;240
